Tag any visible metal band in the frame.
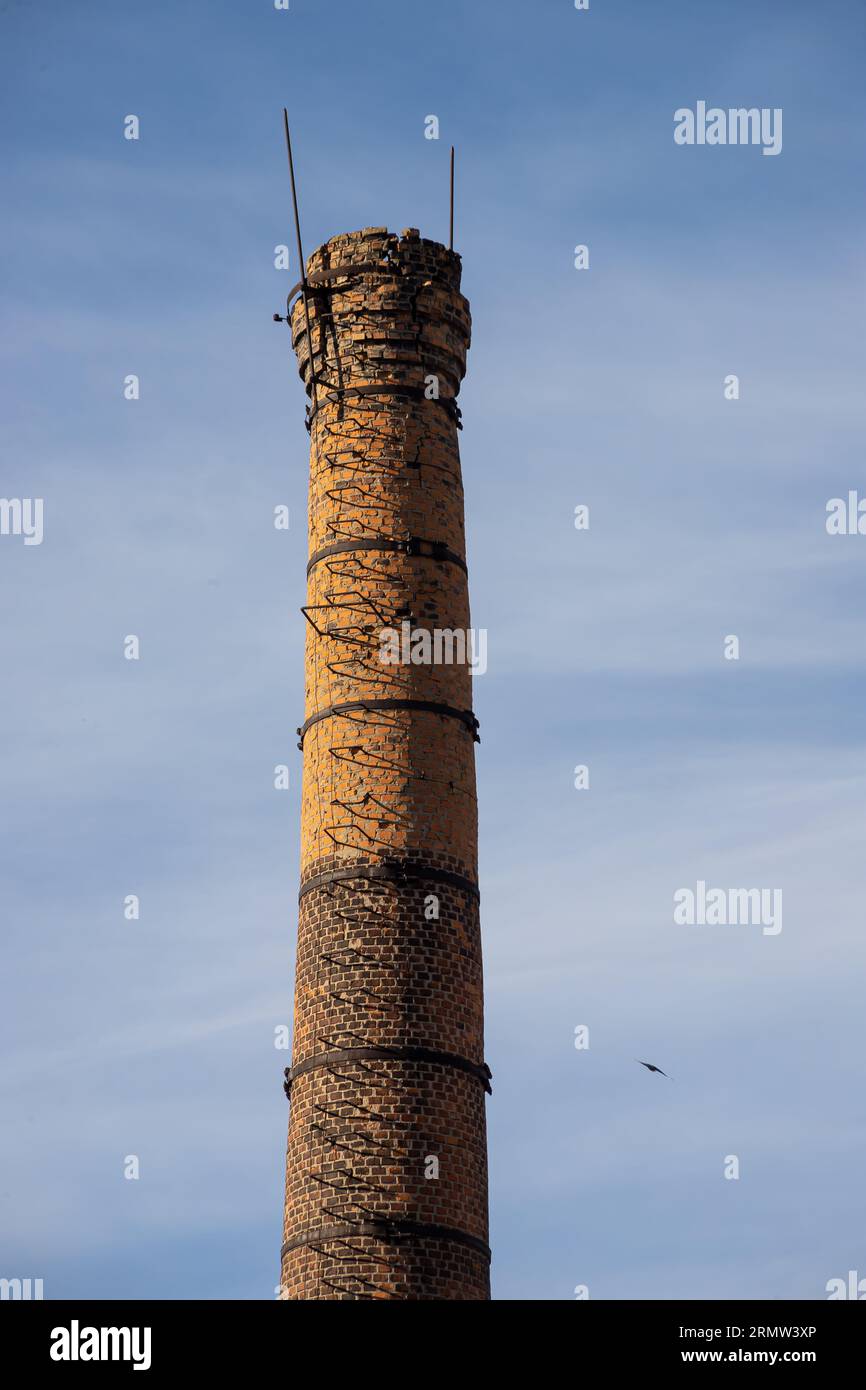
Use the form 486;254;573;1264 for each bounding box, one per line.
305;383;462;429
281;1220;491;1263
306;537;467;577
297;698;479;749
286;258;458;310
285;262;391;303
298;860;480;901
284;1046;492;1096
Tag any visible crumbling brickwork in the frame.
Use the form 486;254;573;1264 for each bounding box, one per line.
279;228;490;1300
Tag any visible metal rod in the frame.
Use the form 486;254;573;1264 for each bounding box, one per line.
449;145;455;250
282;110;318;413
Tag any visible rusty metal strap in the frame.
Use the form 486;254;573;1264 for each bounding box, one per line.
285;261;394;303
281;1219;491;1263
304;383;462;430
298;859;480;902
306;536;467;577
297;698;479;749
284;1045;492;1095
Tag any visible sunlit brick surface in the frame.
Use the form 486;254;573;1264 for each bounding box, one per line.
280;229;490;1300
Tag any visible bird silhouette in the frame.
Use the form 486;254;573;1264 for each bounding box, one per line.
636;1059;672;1078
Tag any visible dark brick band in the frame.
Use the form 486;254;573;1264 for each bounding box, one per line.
298;859;480;901
284;1045;492;1095
281;1220;491;1263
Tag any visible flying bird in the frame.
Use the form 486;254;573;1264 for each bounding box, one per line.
636;1060;671;1078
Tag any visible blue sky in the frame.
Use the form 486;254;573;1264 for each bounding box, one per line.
2;0;865;1300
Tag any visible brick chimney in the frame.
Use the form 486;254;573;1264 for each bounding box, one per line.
278;227;490;1300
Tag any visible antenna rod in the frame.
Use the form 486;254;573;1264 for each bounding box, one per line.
449;145;455;251
282;110;318;414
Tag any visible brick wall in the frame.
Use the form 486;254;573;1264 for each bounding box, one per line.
279;228;490;1300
